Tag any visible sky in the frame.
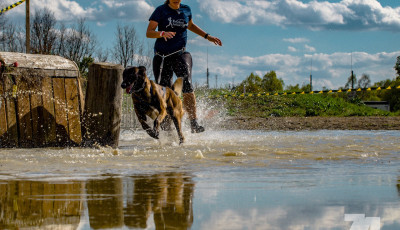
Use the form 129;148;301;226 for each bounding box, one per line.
1;0;400;90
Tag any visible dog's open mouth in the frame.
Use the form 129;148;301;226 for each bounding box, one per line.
125;83;133;94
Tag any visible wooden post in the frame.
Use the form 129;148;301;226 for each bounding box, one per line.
83;62;123;148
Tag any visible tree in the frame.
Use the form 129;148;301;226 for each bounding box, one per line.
374;79;392;88
0;23;25;52
285;83;311;92
261;71;284;92
1;9;25;53
345;73;357;89
113;24;140;68
395;56;400;77
78;56;94;79
95;48;110;62
382;78;400;112
358;74;371;89
0;6;7;41
301;83;312;92
53;22;67;56
286;84;300;92
31;8;57;54
63;18;97;66
135;40;154;78
236;73;263;93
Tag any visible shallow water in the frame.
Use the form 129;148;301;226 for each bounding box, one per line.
0;129;399;229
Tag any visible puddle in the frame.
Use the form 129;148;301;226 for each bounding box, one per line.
0;130;399;229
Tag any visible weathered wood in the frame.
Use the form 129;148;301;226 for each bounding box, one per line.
0;76;7;145
4;75;18;147
53;78;69;144
65;78;82;145
30;87;45;147
16;75;33;147
84;62;123;148
42;77;57;145
0;52;78;70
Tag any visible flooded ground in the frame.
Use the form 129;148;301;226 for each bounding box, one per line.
0;129;399;229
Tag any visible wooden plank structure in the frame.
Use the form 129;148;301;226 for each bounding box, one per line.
0;52;84;147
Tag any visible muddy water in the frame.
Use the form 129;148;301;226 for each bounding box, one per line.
0;130;399;229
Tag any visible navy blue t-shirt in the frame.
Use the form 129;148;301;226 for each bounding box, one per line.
149;4;192;54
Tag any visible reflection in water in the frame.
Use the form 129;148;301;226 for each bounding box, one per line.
0;181;82;229
0;173;194;229
87;178;124;229
123;173;194;229
398;177;400;197
0;130;399;229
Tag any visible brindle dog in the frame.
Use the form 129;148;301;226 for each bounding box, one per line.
121;66;185;144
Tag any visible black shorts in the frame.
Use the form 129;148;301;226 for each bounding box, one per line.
152;51;194;93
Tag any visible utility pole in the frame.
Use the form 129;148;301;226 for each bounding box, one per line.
310;58;313;92
351;53;354;89
206;48;209;88
25;0;30;53
215;75;218;89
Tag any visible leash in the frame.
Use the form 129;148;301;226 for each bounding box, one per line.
155;47;185;84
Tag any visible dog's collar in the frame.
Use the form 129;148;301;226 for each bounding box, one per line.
129;80;147;94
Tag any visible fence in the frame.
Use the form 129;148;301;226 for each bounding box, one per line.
120;94;139;130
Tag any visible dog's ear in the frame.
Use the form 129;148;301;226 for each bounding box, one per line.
138;66;146;76
123;66;135;78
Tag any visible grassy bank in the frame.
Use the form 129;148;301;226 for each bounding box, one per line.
196;88;398;117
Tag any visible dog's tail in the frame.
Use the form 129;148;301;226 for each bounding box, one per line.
172;77;183;97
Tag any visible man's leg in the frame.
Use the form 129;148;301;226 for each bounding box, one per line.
182;92;204;133
174;52;205;133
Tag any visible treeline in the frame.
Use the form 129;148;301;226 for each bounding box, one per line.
234;56;400;111
0;7;153;78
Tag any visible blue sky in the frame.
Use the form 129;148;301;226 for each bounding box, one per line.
2;0;400;90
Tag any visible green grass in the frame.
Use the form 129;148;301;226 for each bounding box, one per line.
196;88;396;117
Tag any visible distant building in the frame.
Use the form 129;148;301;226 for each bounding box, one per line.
363;101;390;111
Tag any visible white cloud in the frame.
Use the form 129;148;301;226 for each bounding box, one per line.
95;0;154;22
288;46;297;52
191;51;241;86
198;0;285;25
192;50;400;90
199;205;400;230
5;0;399;31
197;0;400;31
200;206;348;230
188;37;215;47
283;37;310;43
1;0;154;22
1;0;95;21
305;44;316;53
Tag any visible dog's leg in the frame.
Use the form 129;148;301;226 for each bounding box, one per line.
171;115;184;144
153;108;167;138
135;106;159;139
170;106;184;144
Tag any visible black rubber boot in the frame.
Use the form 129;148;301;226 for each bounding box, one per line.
190;119;205;133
